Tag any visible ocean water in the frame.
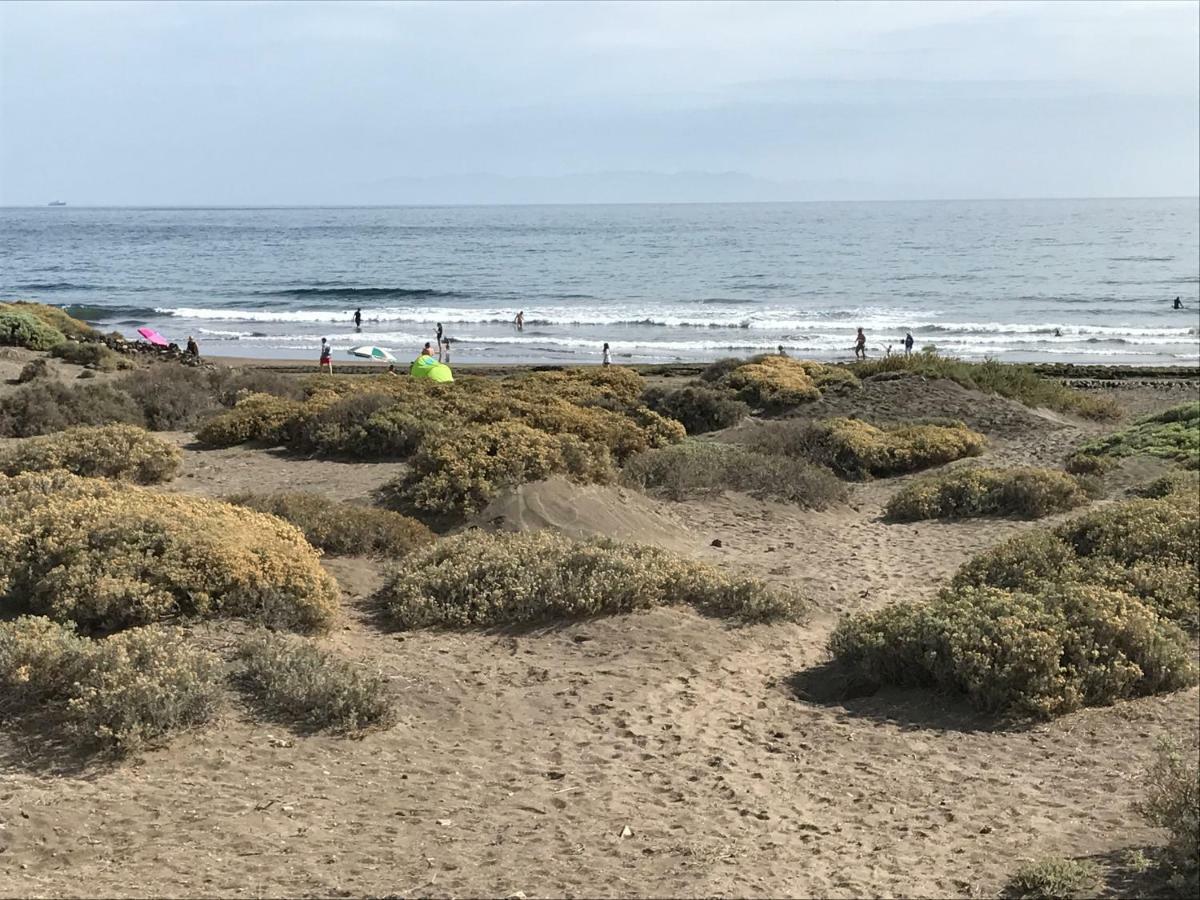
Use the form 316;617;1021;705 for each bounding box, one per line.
2;200;1198;366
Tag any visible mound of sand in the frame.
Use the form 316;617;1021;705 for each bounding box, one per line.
475;476;698;554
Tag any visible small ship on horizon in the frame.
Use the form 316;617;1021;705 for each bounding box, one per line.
48;200;67;206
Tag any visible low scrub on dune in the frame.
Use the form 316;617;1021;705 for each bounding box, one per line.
1064;453;1118;476
16;358;51;383
118;364;307;431
0;380;145;437
50;340;130;371
378;530;805;629
884;466;1090;522
849;350;1122;421
1;301;99;342
0;308;66;351
1007;858;1100;900
237;631;394;733
641;384;749;434
228;491;434;557
622;440;846;508
1137;740;1200;897
0;472;339;633
0;424;182;484
829;492;1199;718
1071;402;1200;470
0;617;221;754
1135;469;1200;500
720;356;859;412
749;417;986;480
194;391;307;447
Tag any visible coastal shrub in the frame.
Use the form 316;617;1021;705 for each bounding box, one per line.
1007;858;1100;900
194;392;306;447
227;491;434;557
622;440;846;508
722;356;822;410
828;583;1196;719
642;384;749;434
378;530;805;629
64;625;221;754
1064;453;1118;476
115;364;307;431
16;358;51;383
0;309;65;351
237;632;394;733
0;380;145;437
850;351;1122;421
1135;469;1200;500
1;301;99;341
1071;402;1200;469
1137;740;1200;897
0;424;182;484
383;420;615;516
751;417;986;480
884;466;1089;521
700;356;746;384
50;340;130;371
0;471;340;633
0;616;88;712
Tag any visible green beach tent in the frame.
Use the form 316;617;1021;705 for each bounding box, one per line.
410;355;454;382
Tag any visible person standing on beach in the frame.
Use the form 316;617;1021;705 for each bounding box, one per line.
904;331;914;357
353;308;362;330
186;335;200;358
602;342;611;366
441;338;451;364
319;337;333;374
514;310;524;332
436;322;444;347
853;327;867;359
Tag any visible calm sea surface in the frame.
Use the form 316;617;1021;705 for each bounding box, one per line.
2;200;1198;365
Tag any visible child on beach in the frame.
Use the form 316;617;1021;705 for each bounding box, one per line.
441;338;451;364
602;342;611;366
319;338;333;374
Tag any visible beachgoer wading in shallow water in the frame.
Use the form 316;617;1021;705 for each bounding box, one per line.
353;308;362;330
514;310;524;332
853;327;867;359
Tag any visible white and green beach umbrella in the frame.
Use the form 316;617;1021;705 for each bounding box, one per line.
348;345;397;362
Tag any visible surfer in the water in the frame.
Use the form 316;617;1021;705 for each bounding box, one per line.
1174;296;1184;310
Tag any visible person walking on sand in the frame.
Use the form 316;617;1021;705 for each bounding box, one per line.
353;308;362;330
602;342;611;366
186;335;200;358
514;310;524;332
904;331;914;357
853;327;867;359
319;337;333;374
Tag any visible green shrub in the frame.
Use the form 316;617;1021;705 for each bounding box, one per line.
1136;470;1200;500
227;492;434;557
0;471;340;633
64;625;221;754
0;380;145;437
1137;740;1200;897
700;356;746;383
118;364;307;431
622;440;845;508
1008;858;1100;900
378;530;805;629
0;616;88;712
751;417;986;480
0;424;182;484
1072;403;1200;469
49;340;130;371
1064;453;1118;476
850;351;1122;421
237;632;394;733
1;301;99;341
383;421;615;516
829;583;1196;719
16;358;51;383
642;384;749;434
722;356;823;410
0;309;65;350
884;466;1089;521
194;392;306;447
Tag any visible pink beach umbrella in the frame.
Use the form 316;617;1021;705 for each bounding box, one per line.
136;327;170;347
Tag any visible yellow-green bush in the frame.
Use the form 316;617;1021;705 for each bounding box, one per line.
781;417;987;480
238;631;394;733
65;625;221;754
1007;858;1100;900
49;340;130;371
0;471;339;632
194;391;306;447
884;466;1089;521
1137;740;1200;897
1136;469;1200;500
0;616;88;711
227;491;434;557
642;384;749;434
0;424;182;484
384;420;615;516
1071;402;1200;469
722;356;822;410
378;530;805;629
1;301;98;341
0;309;65;350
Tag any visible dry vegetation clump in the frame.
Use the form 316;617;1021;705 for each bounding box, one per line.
1007;858;1100;900
65;625;221;754
1071;402;1200;470
118;364;307;431
0;616;89;712
1064;453;1118;476
0;471;339;633
622;440;846;508
1;301;100;341
1137;740;1200;897
16;358;51;383
1135;469;1200;499
720;356;858;412
829;493;1199;718
749;417;986;480
49;340;131;371
850;350;1122;421
641;384;749;434
194;391;307;446
0;380;145;437
227;491;434;557
237;631;394;733
0;424;182;484
884;466;1090;522
378;530;805;629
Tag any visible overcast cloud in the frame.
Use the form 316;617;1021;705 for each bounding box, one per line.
1;0;1197;204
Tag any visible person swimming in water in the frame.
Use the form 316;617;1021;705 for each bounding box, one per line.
1174;296;1184;310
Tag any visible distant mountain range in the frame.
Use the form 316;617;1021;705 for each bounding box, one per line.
343;170;888;205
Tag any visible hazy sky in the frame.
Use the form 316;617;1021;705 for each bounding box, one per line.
1;0;1197;204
